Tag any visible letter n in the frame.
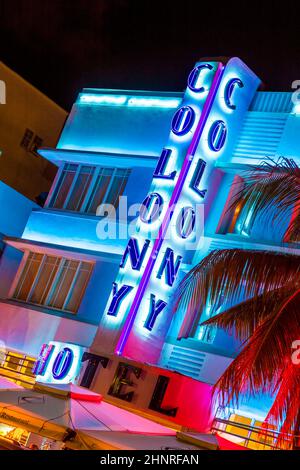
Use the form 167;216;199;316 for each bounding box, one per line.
157;248;182;286
120;238;150;270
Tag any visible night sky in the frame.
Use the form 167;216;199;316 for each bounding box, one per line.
1;1;300;111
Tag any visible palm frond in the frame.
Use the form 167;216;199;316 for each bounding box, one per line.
176;249;300;338
212;289;300;406
201;286;296;341
284;213;300;242
265;363;300;447
230;157;300;236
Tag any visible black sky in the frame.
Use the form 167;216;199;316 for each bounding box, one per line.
1;1;300;111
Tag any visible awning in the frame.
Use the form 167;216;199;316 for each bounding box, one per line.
0;382;175;445
73;430;203;450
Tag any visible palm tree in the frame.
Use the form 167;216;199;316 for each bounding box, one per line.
175;157;300;449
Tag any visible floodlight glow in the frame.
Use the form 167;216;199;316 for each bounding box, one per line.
79;94;127;105
127;97;181;108
78;94;181;108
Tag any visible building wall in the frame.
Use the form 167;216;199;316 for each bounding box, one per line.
78;353;214;432
0;301;96;357
58;90;183;156
0;62;67;201
0;181;38;237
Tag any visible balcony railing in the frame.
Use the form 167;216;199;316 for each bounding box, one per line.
0;350;36;388
211;416;296;450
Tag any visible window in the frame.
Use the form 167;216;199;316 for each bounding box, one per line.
213;410;284;450
12;252;93;313
195;303;217;344
20;129;34;149
30;135;43;156
20;129;43;155
48;163;130;214
233;203;255;237
217;175;255;237
194;294;225;344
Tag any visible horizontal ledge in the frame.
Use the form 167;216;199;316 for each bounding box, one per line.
4;236;121;263
38;147;159;168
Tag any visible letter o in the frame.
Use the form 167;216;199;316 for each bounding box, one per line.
171;106;195;136
52;347;74;380
208;120;227;152
176;206;196;239
140;192;163;224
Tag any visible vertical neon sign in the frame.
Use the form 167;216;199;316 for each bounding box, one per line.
98;58;260;364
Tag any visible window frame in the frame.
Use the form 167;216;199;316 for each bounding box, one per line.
216;175;255;237
20;128;34;150
11;251;94;314
193;295;225;344
46;163;130;215
30;135;43;156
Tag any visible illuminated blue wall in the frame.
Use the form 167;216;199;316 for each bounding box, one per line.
58;90;183;156
0;181;38;237
0;182;37;299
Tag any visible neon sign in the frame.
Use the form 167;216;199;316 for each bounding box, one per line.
98;57;260;364
33;341;84;385
171;106;196;135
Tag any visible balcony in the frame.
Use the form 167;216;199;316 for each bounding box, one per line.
21;207;128;256
0;299;97;358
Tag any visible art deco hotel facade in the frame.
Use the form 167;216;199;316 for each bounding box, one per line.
0;57;299;448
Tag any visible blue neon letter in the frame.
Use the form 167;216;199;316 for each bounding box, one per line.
33;343;55;376
171;106;195;136
208;120;227;152
153;148;176;180
157;248;183;287
144;294;167;331
120;238;150;271
187;64;213;93
139;192;163;224
176;207;196;239
52;347;74;380
107;282;133;316
224;78;244;110
190;159;207;198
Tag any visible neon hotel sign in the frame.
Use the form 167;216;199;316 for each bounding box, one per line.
102;57;260;363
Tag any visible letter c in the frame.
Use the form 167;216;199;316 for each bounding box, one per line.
224;78;244;110
187;64;213;93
